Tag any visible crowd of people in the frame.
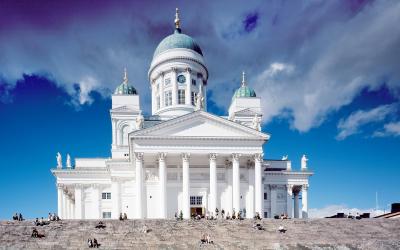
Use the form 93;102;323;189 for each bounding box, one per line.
87;238;100;248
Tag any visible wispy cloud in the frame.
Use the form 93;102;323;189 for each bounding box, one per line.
373;121;400;138
336;104;396;140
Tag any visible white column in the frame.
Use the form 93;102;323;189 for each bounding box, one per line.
135;152;144;218
92;186;101;219
209;153;217;213
111;179;121;219
246;166;255;219
160;73;165;109
302;184;308;219
70;199;75;219
159;153;167;218
57;185;63;219
254;153;263;218
270;185;277;218
151;80;156;114
226;166;233;215
172;68;178;105
185;68;192;105
75;185;84;219
203;84;207;111
111;119;117;147
61;190;68;219
182;153;190;219
232;153;240;214
294;190;300;218
286;184;293;218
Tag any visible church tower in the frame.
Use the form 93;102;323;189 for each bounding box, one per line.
148;8;209;119
110;69;142;159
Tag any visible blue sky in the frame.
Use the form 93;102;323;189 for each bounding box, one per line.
0;0;400;219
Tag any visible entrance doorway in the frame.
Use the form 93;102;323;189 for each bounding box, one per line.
191;207;204;216
190;195;204;217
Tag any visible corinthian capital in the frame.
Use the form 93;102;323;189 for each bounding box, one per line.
254;153;264;162
232;153;241;161
135;152;144;160
158;152;167;161
181;153;190;161
209;153;217;161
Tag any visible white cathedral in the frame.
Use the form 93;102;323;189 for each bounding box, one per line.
52;9;312;220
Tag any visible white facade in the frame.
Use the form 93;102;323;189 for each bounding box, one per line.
51;10;312;220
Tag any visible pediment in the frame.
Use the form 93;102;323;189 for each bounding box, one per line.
130;111;269;139
234;108;259;116
110;105;138;113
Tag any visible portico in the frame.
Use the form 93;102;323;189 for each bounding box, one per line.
129;150;265;219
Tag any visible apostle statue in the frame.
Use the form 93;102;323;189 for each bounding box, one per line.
252;114;261;131
56;152;62;169
66;154;72;169
301;154;308;171
136;113;144;130
195;92;204;111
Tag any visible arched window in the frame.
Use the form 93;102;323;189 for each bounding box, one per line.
121;125;130;145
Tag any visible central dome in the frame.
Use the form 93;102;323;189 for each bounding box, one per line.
153;29;203;58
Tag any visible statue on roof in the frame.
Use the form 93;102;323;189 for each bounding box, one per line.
252;114;261;131
301;154;308;171
56;152;62;169
282;155;288;161
195;88;204;111
66;154;72;169
136;113;144;130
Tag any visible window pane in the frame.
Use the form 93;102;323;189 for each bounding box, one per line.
178;89;185;104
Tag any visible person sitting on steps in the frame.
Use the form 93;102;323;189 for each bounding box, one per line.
87;239;93;248
95;221;106;229
278;225;287;233
119;213;123;221
31;228;39;238
93;238;99;248
123;213;128;220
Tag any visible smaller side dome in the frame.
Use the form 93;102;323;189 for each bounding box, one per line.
232;71;256;100
114;68;137;95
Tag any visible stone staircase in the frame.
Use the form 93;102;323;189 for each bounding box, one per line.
0;219;399;249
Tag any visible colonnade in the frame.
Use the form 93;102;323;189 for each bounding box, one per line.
57;184;75;219
134;152;264;219
271;184;308;219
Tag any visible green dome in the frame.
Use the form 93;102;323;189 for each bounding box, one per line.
114;69;137;95
233;86;256;100
114;83;137;95
153;29;203;58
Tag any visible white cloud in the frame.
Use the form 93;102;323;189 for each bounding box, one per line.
0;1;400;129
309;204;384;218
373;121;400;138
336;104;396;140
250;1;400;131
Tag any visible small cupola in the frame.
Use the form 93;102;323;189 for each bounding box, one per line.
114;68;137;95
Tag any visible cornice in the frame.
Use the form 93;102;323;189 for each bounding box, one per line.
149;56;209;80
